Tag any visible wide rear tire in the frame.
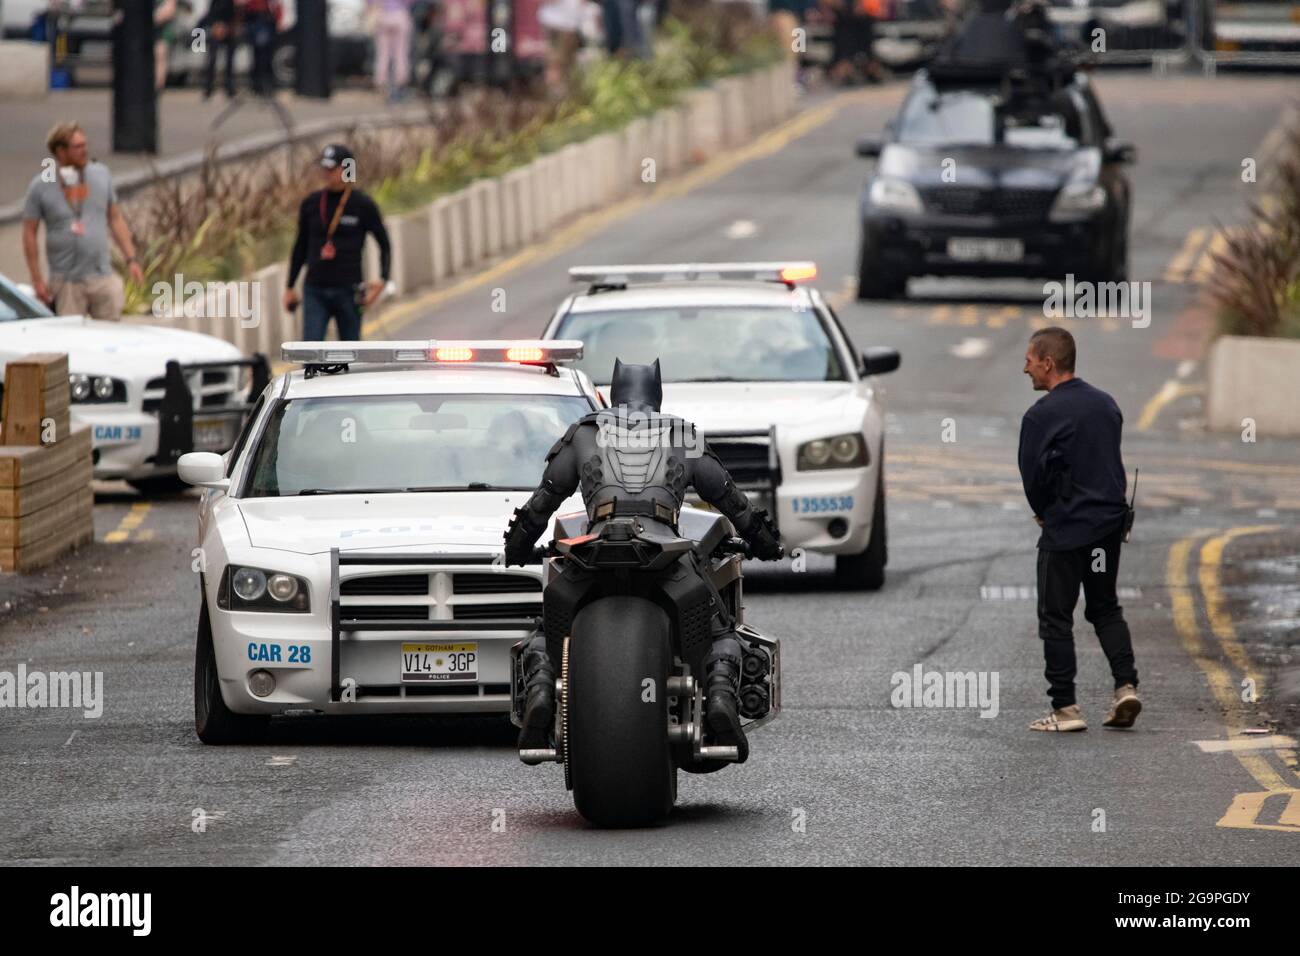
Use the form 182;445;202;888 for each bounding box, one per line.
567;596;676;828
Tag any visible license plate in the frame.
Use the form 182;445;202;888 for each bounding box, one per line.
401;643;478;682
193;417;235;451
946;238;1024;262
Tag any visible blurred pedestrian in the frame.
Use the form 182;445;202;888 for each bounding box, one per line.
283;145;393;342
769;0;812;62
370;0;415;101
21;122;143;321
238;0;282;96
823;0;885;85
539;0;584;96
154;0;178;91
199;0;238;99
602;0;645;57
1018;327;1141;733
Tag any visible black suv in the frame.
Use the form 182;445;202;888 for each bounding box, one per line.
855;67;1135;298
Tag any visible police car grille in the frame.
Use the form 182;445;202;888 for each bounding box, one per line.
340;605;428;622
342;574;429;596
709;440;774;486
454;573;541;594
453;601;542;621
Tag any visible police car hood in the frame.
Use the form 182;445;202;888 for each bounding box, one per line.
236;491;578;556
660;381;858;433
3;316;242;379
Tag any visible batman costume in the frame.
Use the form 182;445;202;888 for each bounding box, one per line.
503;359;783;762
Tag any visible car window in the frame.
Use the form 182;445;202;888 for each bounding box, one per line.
243;393;590;497
555;305;847;384
0;281;54;321
898;84;1085;151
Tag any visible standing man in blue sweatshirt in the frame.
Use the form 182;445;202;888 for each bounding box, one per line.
284;144;392;341
1018;327;1141;732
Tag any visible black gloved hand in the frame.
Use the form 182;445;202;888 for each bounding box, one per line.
503;507;542;567
744;509;783;561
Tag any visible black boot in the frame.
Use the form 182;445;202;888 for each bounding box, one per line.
517;636;555;751
703;643;749;763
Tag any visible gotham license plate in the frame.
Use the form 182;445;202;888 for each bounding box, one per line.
401;643;478;682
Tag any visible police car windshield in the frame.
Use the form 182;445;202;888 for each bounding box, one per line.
898;88;1083;150
0;279;55;321
244;393;591;497
556;305;847;384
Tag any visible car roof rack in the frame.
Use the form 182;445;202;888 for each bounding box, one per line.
280;340;584;378
569;262;818;292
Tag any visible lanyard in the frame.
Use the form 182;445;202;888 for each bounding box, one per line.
319;186;353;240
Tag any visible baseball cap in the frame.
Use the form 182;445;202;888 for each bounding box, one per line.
319;144;354;169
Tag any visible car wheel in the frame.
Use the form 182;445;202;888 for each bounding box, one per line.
195;603;270;745
128;475;193;497
835;464;887;591
856;234;907;300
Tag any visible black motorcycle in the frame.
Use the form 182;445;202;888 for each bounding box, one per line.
510;507;781;827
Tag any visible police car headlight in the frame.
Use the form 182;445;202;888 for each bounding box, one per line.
1050;183;1106;220
69;374;92;402
220;566;310;613
267;573;299;602
69;374;126;404
868;177;923;215
797;433;869;470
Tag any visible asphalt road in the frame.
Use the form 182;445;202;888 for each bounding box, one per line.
3;72;1299;865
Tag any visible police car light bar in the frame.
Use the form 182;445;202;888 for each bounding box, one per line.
568;262;818;287
281;340;584;366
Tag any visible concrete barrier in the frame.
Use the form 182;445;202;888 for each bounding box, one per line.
503;168;533;247
683;87;723;163
446;190;470;274
466;181;491;264
0;41;48;99
396;209;434;292
429;196;453;280
1206;335;1300;436
252;263;286;355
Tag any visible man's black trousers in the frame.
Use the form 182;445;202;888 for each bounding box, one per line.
1036;524;1138;710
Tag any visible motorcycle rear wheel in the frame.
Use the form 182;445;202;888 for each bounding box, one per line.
568;596;677;828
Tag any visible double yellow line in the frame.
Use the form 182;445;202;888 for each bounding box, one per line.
1167;525;1300;829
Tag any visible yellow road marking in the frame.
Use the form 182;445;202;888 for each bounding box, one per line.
1193;229;1231;282
1218;790;1300;832
1196;735;1296;753
1163;227;1208;283
1167;526;1300;828
928;305;952;325
986;306;1019;329
957;305;979;326
1199;526;1279;694
1135;380;1204;432
104;503;151;544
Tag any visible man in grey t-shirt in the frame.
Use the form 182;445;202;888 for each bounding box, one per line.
21;122;145;321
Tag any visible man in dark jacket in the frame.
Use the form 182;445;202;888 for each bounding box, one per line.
1018;327;1140;732
503;359;783;760
284;144;392;341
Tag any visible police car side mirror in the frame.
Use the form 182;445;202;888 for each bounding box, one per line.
861;347;900;376
855;136;885;159
178;452;230;490
1104;141;1137;165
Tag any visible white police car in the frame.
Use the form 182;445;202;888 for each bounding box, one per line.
541;263;900;589
0;272;261;494
178;339;593;743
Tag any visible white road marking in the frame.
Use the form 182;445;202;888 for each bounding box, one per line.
1195;735;1296;754
267;755;298;767
949;337;990;359
724;219;758;239
64;730;77;746
1176;360;1197;379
